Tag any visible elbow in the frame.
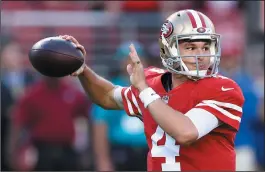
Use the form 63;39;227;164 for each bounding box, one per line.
97;102;118;110
101;105;114;110
94;102;112;110
175;130;198;146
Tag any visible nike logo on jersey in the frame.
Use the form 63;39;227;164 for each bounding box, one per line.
221;86;234;91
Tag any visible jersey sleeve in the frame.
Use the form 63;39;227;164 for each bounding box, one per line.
195;80;245;131
121;86;143;119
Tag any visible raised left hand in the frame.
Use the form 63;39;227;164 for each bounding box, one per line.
127;44;148;91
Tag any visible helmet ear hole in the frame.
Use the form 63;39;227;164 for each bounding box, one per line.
174;43;178;49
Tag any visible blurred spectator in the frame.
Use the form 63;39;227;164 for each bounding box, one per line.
1;41;38;99
101;1;194;14
147;41;164;67
24;1;86;11
1;82;14;171
216;9;259;170
91;41;148;171
250;58;265;170
8;77;90;171
261;1;264;32
2;1;31;10
251;96;264;170
90;1;195;24
204;1;241;15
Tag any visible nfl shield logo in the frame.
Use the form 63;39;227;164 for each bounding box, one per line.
162;95;169;104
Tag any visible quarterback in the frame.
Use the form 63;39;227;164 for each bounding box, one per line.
61;9;244;171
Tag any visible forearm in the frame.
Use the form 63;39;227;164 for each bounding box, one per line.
147;99;198;144
78;66;120;110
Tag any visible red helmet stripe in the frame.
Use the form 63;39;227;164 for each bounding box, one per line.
198;12;206;28
186;11;197;28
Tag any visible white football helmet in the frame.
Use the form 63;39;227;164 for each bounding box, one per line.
159;9;221;79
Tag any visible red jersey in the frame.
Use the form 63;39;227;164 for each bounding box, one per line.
121;67;244;171
12;80;90;145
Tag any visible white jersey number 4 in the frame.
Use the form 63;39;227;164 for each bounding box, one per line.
151;126;181;171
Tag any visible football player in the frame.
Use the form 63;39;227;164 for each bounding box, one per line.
61;9;244;171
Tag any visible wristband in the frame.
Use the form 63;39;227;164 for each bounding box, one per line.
139;87;161;108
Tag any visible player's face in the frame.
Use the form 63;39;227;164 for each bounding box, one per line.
178;40;211;71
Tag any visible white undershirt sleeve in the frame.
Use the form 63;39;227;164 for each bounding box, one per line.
113;86;124;108
114;87;221;138
185;108;222;139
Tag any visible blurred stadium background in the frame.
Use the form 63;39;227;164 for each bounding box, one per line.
1;1;264;171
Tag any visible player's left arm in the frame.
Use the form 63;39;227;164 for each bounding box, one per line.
127;44;244;145
146;89;243;145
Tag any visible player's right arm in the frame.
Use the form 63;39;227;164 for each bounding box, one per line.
60;35;121;110
78;66;122;110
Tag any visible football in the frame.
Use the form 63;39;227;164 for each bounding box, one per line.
28;36;84;77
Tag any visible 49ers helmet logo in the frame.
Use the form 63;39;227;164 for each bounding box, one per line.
160;20;174;38
197;27;206;33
